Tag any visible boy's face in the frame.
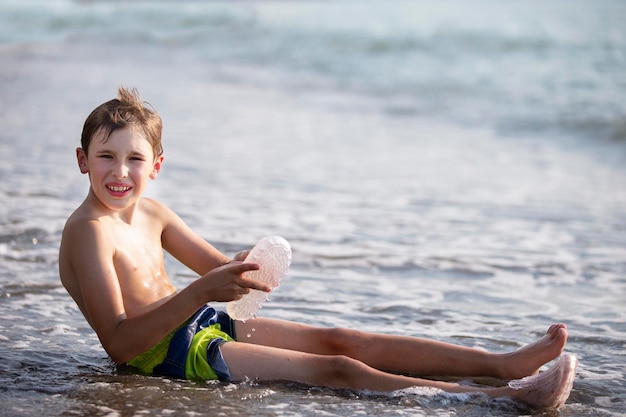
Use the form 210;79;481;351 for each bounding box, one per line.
76;127;163;212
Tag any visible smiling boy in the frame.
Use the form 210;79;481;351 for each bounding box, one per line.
59;87;577;408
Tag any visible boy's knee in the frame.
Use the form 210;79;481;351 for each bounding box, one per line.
317;355;365;386
318;327;368;356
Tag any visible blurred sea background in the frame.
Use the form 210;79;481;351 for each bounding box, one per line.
1;0;625;416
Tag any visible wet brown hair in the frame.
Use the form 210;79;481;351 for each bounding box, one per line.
80;87;163;158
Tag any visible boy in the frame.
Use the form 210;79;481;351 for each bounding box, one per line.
59;87;577;409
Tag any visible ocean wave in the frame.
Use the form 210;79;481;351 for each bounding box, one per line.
2;0;625;142
0;227;49;245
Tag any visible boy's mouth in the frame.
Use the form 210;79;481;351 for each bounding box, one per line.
106;184;132;194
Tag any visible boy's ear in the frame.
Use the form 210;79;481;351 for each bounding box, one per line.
76;147;89;174
150;155;164;180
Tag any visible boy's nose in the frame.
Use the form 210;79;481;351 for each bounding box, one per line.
113;162;129;179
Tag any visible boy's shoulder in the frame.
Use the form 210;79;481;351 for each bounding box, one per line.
63;197;167;236
62;201;102;236
138;196;171;216
60;202;113;258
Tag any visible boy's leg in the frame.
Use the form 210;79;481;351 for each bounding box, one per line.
234;319;567;380
221;340;432;392
219;341;577;409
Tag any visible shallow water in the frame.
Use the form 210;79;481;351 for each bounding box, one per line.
1;1;626;416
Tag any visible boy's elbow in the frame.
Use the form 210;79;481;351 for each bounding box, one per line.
102;339;135;365
98;319;143;364
104;346;130;365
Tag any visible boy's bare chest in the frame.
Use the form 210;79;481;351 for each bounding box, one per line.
110;225;174;307
114;225;162;264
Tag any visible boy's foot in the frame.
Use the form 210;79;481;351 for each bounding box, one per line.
500;323;568;380
507;353;578;409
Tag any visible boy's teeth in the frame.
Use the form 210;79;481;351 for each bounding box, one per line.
109;186;129;192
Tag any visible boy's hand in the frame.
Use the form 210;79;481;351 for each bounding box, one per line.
202;261;271;302
232;250;250;262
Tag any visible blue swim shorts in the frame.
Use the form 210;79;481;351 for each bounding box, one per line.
127;305;237;381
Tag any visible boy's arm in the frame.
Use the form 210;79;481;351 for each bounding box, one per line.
65;218;267;364
156;200;233;274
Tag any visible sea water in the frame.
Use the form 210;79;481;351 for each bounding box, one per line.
1;0;625;416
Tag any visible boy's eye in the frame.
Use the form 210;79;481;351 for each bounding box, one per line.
98;154;113;159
